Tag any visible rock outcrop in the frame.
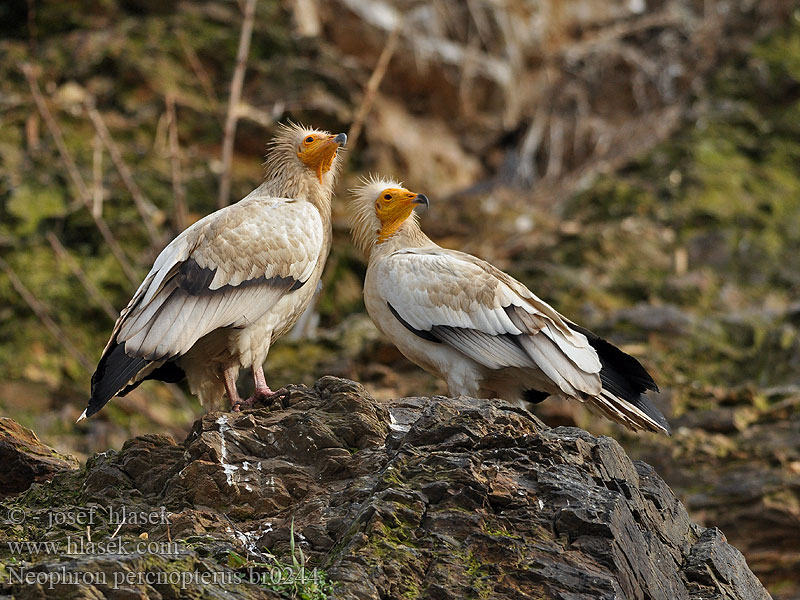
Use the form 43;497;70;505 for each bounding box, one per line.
0;418;79;498
1;378;770;599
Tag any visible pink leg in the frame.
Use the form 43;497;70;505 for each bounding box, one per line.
244;365;286;406
253;365;272;397
224;366;244;411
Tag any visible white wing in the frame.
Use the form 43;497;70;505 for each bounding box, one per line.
375;248;602;397
109;196;323;361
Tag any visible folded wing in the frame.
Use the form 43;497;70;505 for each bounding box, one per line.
88;197;323;417
375;248;602;398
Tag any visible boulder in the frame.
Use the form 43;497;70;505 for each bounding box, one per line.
0;378;771;599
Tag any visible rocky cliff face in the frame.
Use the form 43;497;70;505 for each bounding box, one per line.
1;378;771;599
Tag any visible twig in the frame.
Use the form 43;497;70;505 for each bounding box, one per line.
0;256;93;372
465;0;491;48
111;520;124;538
84;97;163;250
513;105;548;185
545;117;564;179
92;133;103;218
165;94;188;231
217;0;257;209
45;232;118;322
346;22;401;152
176;30;221;116
560;11;682;61
25;113;40;150
292;0;321;37
21;63;139;285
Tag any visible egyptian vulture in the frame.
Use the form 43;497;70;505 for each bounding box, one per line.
348;176;670;434
81;123;347;420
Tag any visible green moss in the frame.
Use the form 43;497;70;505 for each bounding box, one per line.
480;518;521;540
452;547;493;599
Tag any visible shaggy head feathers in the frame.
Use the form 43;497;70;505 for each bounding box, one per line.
262;122;345;202
348;175;424;258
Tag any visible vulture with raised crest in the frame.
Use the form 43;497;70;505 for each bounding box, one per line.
81;123;346;420
348;176;670;435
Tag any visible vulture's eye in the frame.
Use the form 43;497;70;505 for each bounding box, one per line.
383;194;392;200
304;136;314;144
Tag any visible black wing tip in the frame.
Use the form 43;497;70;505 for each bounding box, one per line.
632;392;671;435
81;403;102;420
87;341;148;420
567;321;659;393
117;360;186;398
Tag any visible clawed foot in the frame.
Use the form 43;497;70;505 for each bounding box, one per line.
248;387;288;409
226;365;288;412
229;388;287;412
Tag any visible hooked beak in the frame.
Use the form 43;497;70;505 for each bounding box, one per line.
412;193;429;209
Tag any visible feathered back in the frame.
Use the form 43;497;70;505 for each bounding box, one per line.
348;174;422;259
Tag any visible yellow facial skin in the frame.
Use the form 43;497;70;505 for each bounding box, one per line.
375;187;429;244
297;133;346;182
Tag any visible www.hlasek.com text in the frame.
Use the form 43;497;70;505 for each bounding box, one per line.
7;536;184;556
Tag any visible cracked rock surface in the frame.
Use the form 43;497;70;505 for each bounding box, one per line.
1;377;770;599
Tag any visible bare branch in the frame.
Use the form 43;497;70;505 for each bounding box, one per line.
21;63;139;285
92;133;103;218
46;232;118;322
25;0;37;51
217;0;257;209
546;117;564;179
513;105;548;186
176;30;221;115
347;22;401;153
0;256;93;373
84;97;163;250
165;93;188;231
292;0;321;37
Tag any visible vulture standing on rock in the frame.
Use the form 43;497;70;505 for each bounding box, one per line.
81;123;347;420
348;176;670;435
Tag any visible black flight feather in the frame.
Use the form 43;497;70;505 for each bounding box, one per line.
388;302;441;344
88;341;148;418
176;258;304;295
567;321;658;393
117;360;186;397
567;321;670;434
522;389;550;404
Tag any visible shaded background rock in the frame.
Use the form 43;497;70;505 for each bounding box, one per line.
0;378;772;599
